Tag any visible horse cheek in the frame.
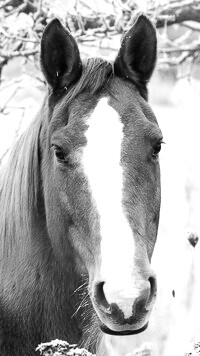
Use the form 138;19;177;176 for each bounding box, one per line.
65;174;101;276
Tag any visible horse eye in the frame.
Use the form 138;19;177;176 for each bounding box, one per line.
52;145;67;162
152;142;162;159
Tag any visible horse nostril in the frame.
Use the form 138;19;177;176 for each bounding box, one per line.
133;276;157;314
94;282;111;313
94;277;157;324
146;276;157;311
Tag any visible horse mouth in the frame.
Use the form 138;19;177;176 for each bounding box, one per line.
100;322;148;336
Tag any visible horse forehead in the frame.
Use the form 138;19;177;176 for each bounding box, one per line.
83;95;147;152
83;94;155;141
82;97;123;176
86;97;122;136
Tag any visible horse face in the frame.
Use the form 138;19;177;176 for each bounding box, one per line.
41;15;161;335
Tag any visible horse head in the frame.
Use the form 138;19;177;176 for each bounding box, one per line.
40;14;162;337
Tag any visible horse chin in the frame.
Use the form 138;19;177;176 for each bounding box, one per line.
99;322;149;336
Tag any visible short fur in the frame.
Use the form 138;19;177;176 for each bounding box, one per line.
0;15;161;356
0;58;112;355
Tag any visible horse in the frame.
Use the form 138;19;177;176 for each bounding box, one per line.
0;13;163;356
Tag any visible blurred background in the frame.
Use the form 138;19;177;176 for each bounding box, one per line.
1;1;200;355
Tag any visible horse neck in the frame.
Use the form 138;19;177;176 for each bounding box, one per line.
0;112;84;342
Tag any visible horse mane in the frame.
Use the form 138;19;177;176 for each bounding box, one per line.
0;57;113;258
0;114;42;256
66;57;113;100
49;57;113;117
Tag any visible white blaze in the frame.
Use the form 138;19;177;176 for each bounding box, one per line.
82;98;136;318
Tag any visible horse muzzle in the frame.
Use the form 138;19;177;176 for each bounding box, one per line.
100;321;149;336
91;275;157;335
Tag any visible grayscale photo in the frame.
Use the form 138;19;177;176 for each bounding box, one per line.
0;1;200;355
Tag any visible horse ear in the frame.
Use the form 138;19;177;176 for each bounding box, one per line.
114;14;157;89
40;18;82;90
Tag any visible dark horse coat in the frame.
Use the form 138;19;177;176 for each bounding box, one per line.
0;13;162;356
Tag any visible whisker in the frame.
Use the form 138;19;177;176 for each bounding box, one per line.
72;280;88;295
71;290;90;318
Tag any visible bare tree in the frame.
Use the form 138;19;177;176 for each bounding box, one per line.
0;0;200;81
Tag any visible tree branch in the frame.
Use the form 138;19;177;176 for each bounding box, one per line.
1;0;200;77
148;1;200;27
0;49;39;60
0;28;39;43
